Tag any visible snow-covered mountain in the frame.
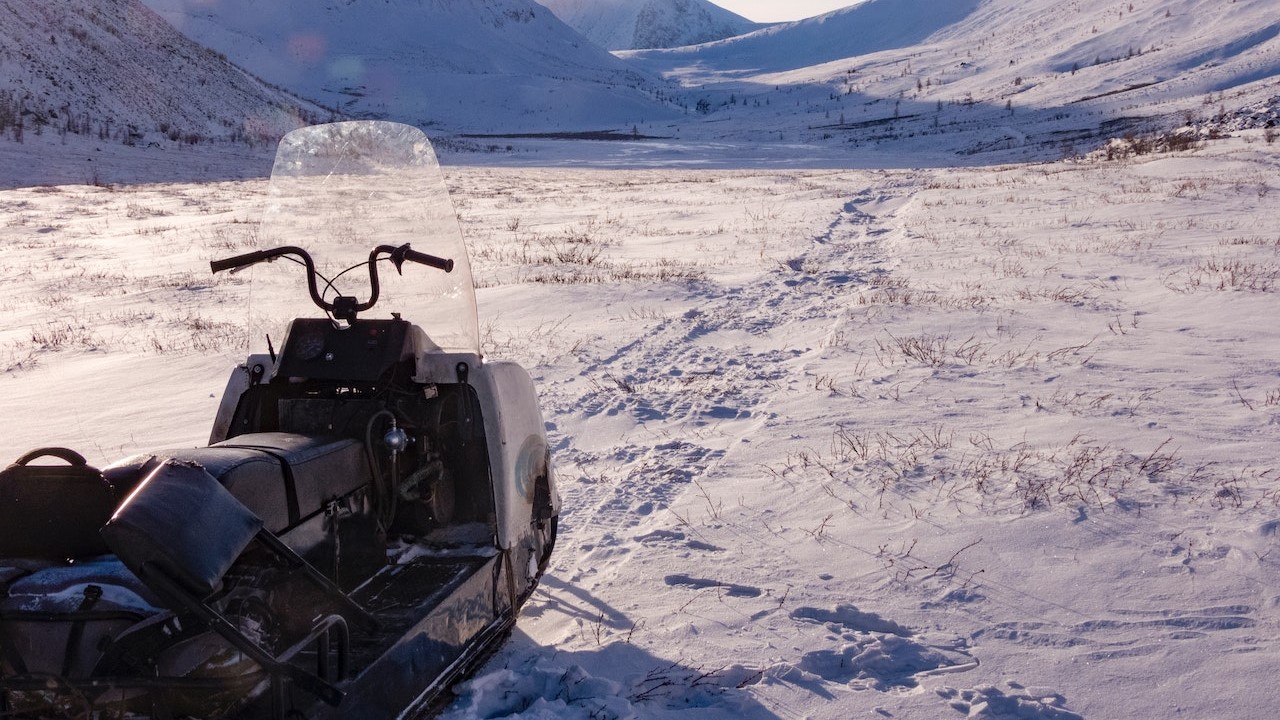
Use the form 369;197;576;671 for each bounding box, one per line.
623;0;1280;157
0;0;326;147
3;0;1277;174
536;0;765;50
141;0;680;133
627;0;1280;105
625;0;982;74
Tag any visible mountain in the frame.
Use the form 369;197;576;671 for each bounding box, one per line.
623;0;986;75
4;0;1276;173
627;0;1279;103
0;0;325;148
141;0;680;133
623;0;1280;157
536;0;765;50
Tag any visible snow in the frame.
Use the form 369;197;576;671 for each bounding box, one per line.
624;0;984;75
0;0;326;148
535;0;764;50
433;139;1280;719
140;0;681;134
3;131;1279;717
3;0;1280;716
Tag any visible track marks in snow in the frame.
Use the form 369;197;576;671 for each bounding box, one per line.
553;173;918;564
564;440;726;541
575;330;790;426
783;603;984;692
975;603;1260;661
633;528;724;553
796;635;973;690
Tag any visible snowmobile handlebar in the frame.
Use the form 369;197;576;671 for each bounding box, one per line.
209;248;283;275
391;245;454;274
210;244;453;321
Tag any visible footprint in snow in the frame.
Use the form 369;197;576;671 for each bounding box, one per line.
791;603;914;637
796;635;975;690
937;684;1083;719
976;604;1258;655
788;604;977;691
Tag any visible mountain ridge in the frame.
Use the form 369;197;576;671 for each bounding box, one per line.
0;0;325;148
141;0;681;133
536;0;765;50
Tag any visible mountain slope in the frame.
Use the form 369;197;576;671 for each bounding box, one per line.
0;0;325;147
627;0;1279;105
536;0;764;50
623;0;1280;157
142;0;680;133
623;0;983;75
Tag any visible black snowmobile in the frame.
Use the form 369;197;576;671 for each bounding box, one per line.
0;121;560;718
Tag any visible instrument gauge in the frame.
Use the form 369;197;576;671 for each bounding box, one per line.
293;330;326;361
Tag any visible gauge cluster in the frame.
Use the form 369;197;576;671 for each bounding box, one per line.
275;318;410;383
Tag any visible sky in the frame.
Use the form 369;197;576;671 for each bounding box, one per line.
710;0;857;22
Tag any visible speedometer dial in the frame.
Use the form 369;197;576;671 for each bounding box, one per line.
293;328;326;361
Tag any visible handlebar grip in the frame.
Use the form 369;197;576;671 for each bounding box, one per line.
210;250;271;274
403;248;454;273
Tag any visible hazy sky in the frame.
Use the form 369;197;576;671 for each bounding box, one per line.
711;0;857;22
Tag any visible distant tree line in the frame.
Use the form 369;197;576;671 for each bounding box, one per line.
0;88;331;147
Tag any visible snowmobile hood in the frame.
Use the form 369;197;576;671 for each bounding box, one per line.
247;121;480;355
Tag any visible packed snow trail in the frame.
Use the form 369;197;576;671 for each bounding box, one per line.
438;170;1012;719
545;171;917;569
453;169;1097;719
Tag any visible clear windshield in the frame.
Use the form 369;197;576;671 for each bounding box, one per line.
248;121;478;354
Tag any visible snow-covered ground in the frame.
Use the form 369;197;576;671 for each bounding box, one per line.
3;130;1278;718
3;0;1279;716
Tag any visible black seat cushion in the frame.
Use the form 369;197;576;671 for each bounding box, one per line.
102;460;263;599
213;433;371;526
103;434;371;536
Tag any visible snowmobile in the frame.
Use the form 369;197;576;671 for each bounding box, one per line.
0;121;559;718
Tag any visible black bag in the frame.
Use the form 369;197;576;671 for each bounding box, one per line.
0;448;118;560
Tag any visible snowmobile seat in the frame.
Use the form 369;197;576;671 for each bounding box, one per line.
103;434;372;536
210;433;372;531
102;460;264;600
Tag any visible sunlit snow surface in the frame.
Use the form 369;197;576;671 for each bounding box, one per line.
4;0;1280;714
3;131;1279;718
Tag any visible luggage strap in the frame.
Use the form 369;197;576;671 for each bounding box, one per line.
60;584;103;678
